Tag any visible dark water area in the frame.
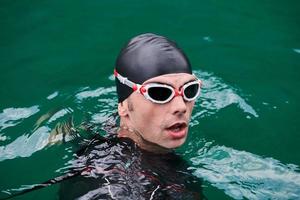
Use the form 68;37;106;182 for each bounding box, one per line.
1;0;300;199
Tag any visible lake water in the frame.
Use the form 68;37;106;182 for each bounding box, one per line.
1;0;300;199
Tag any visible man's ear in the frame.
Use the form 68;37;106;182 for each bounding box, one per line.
118;101;129;117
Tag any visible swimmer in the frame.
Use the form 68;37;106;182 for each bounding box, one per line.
0;33;205;200
59;33;204;200
114;33;202;154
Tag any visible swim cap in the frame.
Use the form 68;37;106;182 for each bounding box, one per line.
115;33;192;103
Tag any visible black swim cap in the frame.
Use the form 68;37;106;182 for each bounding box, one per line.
115;33;192;103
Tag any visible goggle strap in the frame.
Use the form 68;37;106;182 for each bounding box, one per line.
114;69;138;90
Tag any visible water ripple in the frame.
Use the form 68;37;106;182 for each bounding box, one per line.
188;139;300;200
0;106;40;131
0;126;50;162
190;70;258;126
75;86;116;101
293;49;300;54
46;91;59;100
48;108;73;123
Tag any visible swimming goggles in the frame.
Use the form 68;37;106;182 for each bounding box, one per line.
114;69;202;104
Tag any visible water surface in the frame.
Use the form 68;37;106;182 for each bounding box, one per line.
1;0;300;199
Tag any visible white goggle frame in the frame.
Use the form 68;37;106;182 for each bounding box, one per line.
114;69;202;104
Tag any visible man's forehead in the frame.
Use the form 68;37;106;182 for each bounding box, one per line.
143;73;196;86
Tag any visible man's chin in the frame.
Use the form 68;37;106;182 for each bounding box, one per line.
163;137;187;149
162;128;187;148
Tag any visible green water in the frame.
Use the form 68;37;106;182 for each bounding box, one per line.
1;0;300;199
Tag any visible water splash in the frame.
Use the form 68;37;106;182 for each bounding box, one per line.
188;139;300;200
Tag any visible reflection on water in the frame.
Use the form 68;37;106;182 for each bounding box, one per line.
187;138;300;199
190;70;258;127
0;106;40;131
293;49;300;54
46;91;59;100
0;71;299;199
188;70;300;199
0;126;50;161
75;86;115;101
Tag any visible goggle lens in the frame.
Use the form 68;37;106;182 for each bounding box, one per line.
114;69;201;104
184;82;200;99
148;86;173;101
146;81;200;103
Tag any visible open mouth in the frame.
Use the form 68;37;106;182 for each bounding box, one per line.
167;123;187;132
166;122;188;139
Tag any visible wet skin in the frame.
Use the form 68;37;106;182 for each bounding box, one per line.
118;73;197;153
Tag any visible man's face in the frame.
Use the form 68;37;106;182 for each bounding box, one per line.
124;73;197;149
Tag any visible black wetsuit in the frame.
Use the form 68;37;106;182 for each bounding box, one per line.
59;135;205;200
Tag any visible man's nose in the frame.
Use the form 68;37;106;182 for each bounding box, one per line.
171;95;187;115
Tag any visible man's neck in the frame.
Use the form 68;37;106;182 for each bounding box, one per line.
117;126;172;154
